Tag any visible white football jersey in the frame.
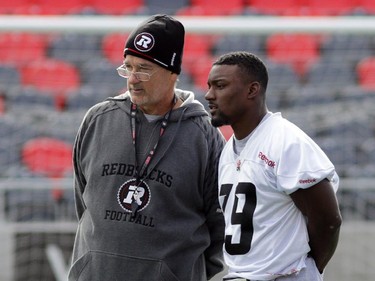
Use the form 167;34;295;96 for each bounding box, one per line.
219;112;338;280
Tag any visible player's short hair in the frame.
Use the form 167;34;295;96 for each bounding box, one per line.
213;51;268;91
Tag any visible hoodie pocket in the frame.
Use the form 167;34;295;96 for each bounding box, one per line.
68;250;180;281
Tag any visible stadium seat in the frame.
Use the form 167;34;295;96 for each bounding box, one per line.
80;59;126;95
266;33;320;76
315;136;357;175
0;0;29;14
0;116;38;177
358;0;375;14
49;33;103;65
358;138;375;168
212;34;266;58
88;0;143;15
305;0;357;15
187;55;216;90
305;60;357;89
65;85;114;111
138;0;189;15
357;57;375;90
182;34;217;74
331;120;373;142
0;33;47;66
177;0;243;15
247;0;302;15
265;61;301;93
176;70;194;90
21;59;80;110
32;0;87;15
6;86;56;110
102;33;130;65
21;137;73;178
339;85;375;102
191;85;208;109
36;110;86;143
287;85;336;108
0;64;21;93
320;34;373;64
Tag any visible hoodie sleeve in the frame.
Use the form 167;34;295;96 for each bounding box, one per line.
73;101;114;220
72;111;89;220
202;122;226;279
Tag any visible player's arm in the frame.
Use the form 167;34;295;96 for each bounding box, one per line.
290;178;342;273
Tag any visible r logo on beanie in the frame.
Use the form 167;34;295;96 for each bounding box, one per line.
124;14;185;75
134;33;155;52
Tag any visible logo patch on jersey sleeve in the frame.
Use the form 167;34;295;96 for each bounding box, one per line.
299;178;317;184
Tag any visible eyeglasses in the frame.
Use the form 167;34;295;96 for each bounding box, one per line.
116;64;157;81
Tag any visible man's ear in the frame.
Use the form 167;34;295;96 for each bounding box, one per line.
247;81;261;99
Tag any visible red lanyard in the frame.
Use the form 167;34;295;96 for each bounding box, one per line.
130;96;176;184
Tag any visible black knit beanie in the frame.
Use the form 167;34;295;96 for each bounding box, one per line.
124;14;185;74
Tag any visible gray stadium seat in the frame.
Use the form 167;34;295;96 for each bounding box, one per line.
80;59;125;94
136;0;189;15
320;34;373;64
65;85;113;111
6;86;55;110
49;33;103;66
212;34;266;58
0;115;38;177
0;64;21;93
265;61;301;93
304;60;357;89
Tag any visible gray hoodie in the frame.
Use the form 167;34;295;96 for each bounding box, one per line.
68;89;226;281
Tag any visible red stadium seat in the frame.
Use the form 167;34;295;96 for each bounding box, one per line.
358;0;375;14
21;59;80;110
88;0;143;14
102;33;130;65
0;0;29;14
357;57;375;90
305;0;357;15
21;59;80;93
187;55;216;90
248;0;357;15
266;33;320;76
8;0;86;15
182;34;217;74
248;0;301;15
22;137;73;178
35;0;86;14
177;0;243;15
0;33;47;66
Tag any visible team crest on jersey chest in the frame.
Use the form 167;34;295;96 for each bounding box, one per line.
117;179;151;212
236;159;242;171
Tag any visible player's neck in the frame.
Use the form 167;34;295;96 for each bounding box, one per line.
234;111;270;140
